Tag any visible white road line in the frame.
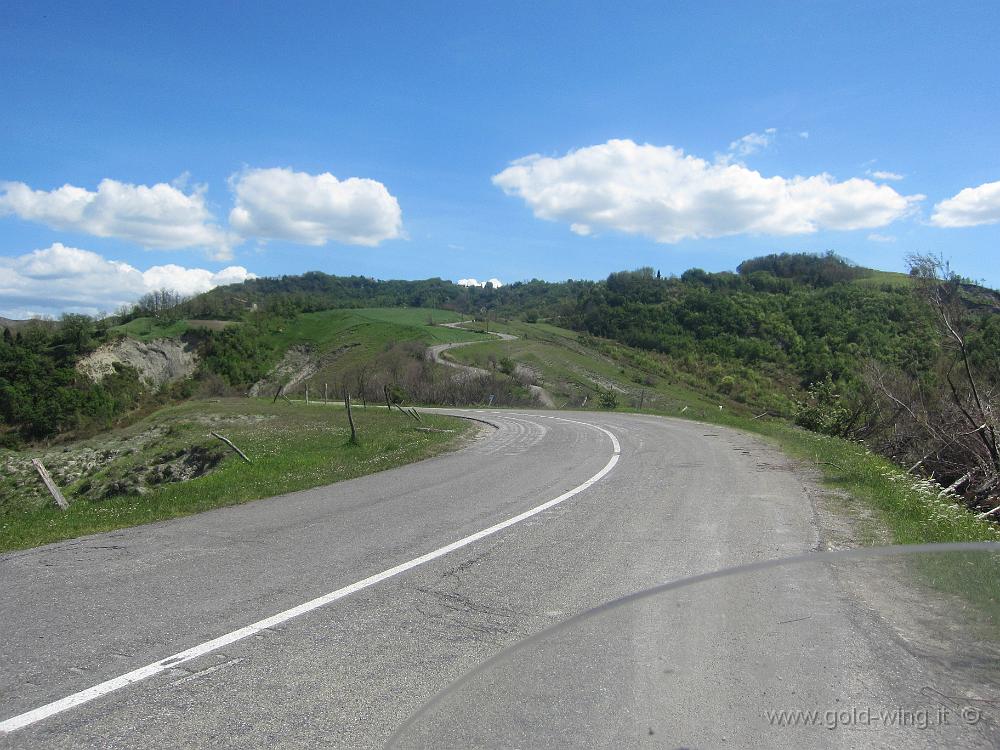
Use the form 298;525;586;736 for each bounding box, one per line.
0;415;621;735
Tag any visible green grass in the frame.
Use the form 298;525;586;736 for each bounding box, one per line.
112;317;236;341
265;307;485;351
853;269;915;288
0;398;473;552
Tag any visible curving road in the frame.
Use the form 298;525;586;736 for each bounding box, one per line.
427;324;556;407
0;411;994;748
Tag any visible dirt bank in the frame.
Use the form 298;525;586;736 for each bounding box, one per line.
77;337;198;387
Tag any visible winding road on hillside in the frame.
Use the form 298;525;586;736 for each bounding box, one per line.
427;322;557;407
1;411;995;748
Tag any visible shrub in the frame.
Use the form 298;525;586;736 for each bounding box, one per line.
599;389;619;409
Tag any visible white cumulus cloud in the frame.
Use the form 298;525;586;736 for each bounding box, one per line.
0;243;254;318
229;167;403;246
931;180;1000;228
493;139;923;243
456;277;503;288
0;178;232;257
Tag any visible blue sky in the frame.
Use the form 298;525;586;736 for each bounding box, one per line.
1;1;998;317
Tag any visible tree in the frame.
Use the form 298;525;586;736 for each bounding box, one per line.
135;289;189;321
55;314;96;358
907;253;1000;477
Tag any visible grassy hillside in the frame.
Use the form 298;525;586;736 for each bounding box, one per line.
0;398;473;551
441;319;730;413
264;307;480;351
257;308;490;397
851;269;914;288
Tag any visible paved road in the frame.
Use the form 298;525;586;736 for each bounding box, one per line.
0;411;993;748
428;325;556;407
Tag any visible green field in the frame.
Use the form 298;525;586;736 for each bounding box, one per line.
852;269;915;288
112;317;191;340
112;317;236;341
0;398;473;551
265;307;481;351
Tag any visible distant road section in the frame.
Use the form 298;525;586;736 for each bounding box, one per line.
427;322;556;406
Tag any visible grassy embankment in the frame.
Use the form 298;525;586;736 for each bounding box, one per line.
0;398;473;552
709;411;1000;545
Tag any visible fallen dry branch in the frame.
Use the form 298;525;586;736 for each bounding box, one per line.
976;504;1000;520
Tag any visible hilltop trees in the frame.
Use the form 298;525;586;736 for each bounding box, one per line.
567;259;935;394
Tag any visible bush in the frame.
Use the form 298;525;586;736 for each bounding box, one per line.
599;389;619;409
794;377;853;436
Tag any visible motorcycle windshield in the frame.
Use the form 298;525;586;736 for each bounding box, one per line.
390;544;1000;749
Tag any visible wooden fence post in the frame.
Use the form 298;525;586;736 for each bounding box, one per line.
32;459;69;510
346;393;358;444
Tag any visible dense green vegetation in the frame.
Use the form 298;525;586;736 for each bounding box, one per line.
0;307;486;445
0;316;147;444
567;260;940;393
180;271;588;323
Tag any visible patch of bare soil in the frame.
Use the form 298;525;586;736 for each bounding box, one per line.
0;413;269;509
77;337;197;387
248;344;357;397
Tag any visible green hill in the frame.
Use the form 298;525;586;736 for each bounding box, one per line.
4;251;1000;520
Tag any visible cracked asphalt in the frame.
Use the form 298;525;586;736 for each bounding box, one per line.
1;410;995;748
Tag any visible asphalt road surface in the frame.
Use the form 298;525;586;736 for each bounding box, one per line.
1;410;995;748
